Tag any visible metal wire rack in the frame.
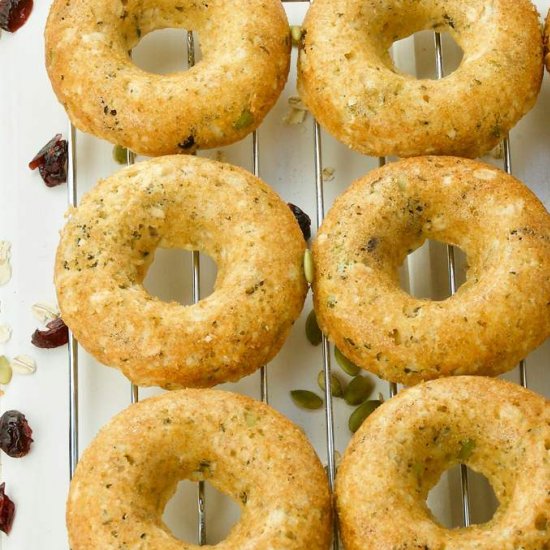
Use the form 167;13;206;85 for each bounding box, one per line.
63;2;542;548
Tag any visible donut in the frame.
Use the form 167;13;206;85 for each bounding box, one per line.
313;156;550;385
297;0;543;158
45;0;290;156
67;389;332;549
336;376;550;550
55;155;307;389
545;10;550;72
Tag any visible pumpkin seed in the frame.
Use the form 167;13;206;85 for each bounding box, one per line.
348;400;382;433
305;309;322;346
344;375;374;405
412;462;424;480
317;371;344;398
334;347;360;376
290;390;323;410
112;144;129;165
234;108;254;130
244;411;257;427
290;25;302;46
304;249;314;284
458;438;476;461
0;356;13;385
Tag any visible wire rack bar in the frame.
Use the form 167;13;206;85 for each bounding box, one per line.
378;156;399;403
313;119;339;549
253;130;270;404
185;29;207;547
502;137;528;389
67;123;79;479
433;31;472;528
123;147;140;405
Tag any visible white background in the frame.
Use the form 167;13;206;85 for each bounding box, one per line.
0;1;549;548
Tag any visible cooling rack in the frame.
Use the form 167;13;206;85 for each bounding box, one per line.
1;1;549;548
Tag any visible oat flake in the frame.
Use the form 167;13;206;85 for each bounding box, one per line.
0;241;11;286
322;167;335;182
31;302;60;325
0;325;12;344
10;355;37;375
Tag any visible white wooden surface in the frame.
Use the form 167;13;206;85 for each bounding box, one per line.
0;1;549;547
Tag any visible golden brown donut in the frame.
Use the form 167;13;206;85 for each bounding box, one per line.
298;0;543;158
45;0;290;156
67;389;332;549
55;155;307;389
336;376;550;550
313;156;550;385
545;9;550;72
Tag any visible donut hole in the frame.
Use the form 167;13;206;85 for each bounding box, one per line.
427;466;499;528
163;479;241;544
132;29;201;74
401;239;467;300
392;30;463;79
143;248;217;305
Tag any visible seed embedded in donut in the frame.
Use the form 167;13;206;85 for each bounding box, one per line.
67;389;332;550
336;376;550;550
313;156;550;385
45;0;292;156
298;0;543;158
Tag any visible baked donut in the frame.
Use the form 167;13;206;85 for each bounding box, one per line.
313;156;550;385
55;155;307;389
298;0;543;158
45;0;290;156
544;10;550;72
67;389;332;549
336;376;550;550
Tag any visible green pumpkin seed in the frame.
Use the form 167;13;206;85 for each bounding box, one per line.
234;108;254;130
458;438;476;461
348;400;382;433
0;356;13;385
343;375;374;405
244;411;257;427
290;390;323;410
411;462;424;481
290;25;302;46
317;371;344;398
334;347;360;376
112;144;129;165
304;249;314;284
305;309;322;346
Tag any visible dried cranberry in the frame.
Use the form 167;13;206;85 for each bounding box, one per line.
0;0;33;32
0;484;15;535
31;317;68;349
288;203;312;241
28;134;68;187
0;410;33;458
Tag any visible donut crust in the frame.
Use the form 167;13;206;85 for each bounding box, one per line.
67;389;332;549
544;9;550;72
298;0;543;158
336;376;550;550
55;155;307;389
45;0;291;156
313;156;550;385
